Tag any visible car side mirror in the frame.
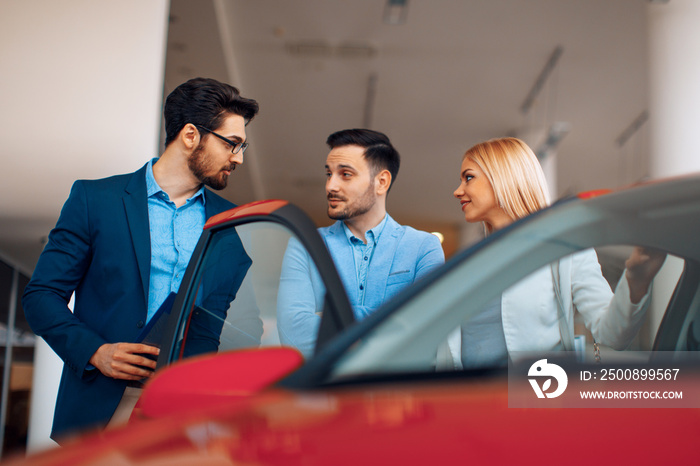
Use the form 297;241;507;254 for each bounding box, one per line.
132;347;304;421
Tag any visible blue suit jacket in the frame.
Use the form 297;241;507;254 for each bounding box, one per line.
22;163;246;440
277;214;445;357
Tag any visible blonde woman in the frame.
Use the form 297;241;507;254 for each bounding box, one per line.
451;137;665;367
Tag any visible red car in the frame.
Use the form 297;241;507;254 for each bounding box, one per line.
10;175;700;465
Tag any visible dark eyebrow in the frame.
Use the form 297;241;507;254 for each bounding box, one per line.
326;164;358;172
225;135;244;143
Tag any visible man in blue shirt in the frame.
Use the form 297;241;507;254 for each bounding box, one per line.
23;78;262;440
277;129;445;357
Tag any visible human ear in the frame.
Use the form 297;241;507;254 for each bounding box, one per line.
375;169;392;196
180;123;200;150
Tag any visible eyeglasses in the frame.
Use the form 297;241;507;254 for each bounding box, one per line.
198;126;249;156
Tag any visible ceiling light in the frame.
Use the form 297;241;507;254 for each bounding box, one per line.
536;122;570;160
335;43;377;59
285;41;332;58
616;111;648;148
431;232;445;244
521;46;563;115
383;0;409;25
285;41;377;60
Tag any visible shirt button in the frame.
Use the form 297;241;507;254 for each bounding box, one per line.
364;256;368;261
359;284;364;290
137;320;144;328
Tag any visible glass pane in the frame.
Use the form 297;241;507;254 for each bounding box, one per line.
6;273;32;457
172;221;322;361
0;260;13;387
14;273;35;357
581;246;684;355
332;245;686;379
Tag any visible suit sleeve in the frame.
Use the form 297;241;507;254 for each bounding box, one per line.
22;181;107;377
414;233;445;281
276;237;324;358
571;249;650;350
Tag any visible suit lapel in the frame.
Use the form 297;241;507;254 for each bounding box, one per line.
324;222;359;294
368;215;403;300
123;164;151;304
203;188;236;218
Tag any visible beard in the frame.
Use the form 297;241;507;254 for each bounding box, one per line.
327;180;376;220
188;144;235;190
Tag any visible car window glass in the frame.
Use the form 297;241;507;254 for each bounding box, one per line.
581;246;683;355
170;221;324;361
330;244;690;380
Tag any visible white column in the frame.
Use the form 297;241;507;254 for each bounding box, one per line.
0;0;170;452
27;340;63;452
647;0;700;349
648;0;700;177
517;124;563;203
539;154;558;203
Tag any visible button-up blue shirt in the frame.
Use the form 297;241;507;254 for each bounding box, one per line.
277;213;445;357
342;215;388;306
145;158;205;322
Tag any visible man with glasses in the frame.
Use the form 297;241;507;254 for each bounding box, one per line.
23;77;263;441
277;128;445;357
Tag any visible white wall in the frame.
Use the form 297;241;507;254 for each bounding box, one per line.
648;0;700;177
0;0;170;452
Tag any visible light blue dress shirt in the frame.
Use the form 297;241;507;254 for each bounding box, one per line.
145;158;205;322
277;214;445;357
342;215;387;306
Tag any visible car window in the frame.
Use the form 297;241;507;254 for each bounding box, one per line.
329;243;693;380
580;245;683;355
168;221;326;361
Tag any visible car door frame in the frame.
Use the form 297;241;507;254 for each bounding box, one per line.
153;200;356;369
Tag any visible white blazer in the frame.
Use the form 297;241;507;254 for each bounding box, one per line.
445;249;651;368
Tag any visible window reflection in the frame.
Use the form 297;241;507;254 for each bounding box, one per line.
0;259;33;457
175;222;323;361
332;244;690;379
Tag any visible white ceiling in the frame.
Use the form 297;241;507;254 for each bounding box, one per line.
167;0;651;226
1;0;653;271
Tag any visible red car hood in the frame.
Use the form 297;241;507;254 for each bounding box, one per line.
10;376;699;465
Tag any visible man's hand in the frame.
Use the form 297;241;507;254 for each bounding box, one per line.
89;343;160;380
625;247;667;304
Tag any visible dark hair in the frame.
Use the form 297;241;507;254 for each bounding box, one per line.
163;77;259;148
326;128;400;190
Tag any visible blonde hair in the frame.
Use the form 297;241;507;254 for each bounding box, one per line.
464;137;550;230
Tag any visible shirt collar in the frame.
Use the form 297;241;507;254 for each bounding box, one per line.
342;214;388;245
146;158;206;205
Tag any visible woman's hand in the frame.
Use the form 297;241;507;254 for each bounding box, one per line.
625;247;667;304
